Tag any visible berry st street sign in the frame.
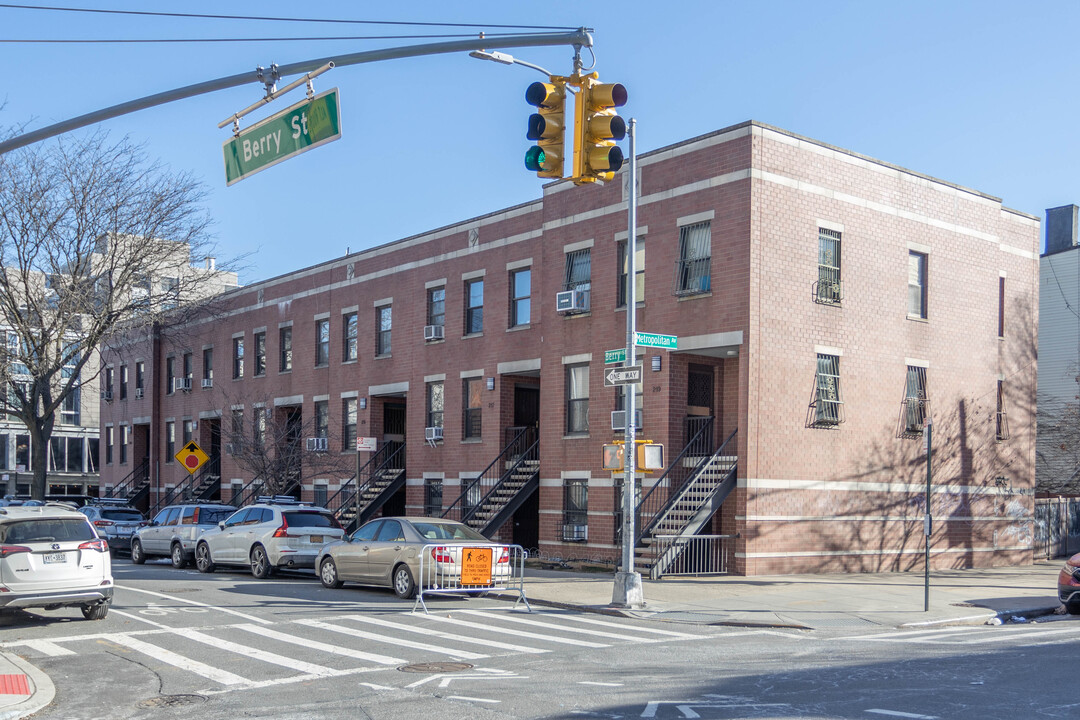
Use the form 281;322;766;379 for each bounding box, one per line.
604;365;643;387
223;88;341;186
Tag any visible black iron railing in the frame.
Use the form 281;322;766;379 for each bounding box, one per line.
324;441;405;519
107;458;150;500
442;426;534;523
148;456;220;518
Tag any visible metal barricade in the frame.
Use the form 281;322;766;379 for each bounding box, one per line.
413;543;531;614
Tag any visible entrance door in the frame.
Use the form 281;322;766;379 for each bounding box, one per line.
686;364;715;452
383;403;406;443
514;386;540;427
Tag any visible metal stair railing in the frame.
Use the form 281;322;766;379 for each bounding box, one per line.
353;442;407;527
461;435;540;534
148;456;221;519
106;458;150;500
441;426;534;524
325;441;406;528
231;472;302;507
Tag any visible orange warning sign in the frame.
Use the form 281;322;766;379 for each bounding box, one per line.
460;547;493;586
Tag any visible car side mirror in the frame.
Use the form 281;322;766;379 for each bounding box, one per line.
149;521;158;527
218;521;226;530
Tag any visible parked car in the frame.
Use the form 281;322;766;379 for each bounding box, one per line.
78;500;145;556
314;517;510;599
1059;553;1080;613
194;498;344;578
132;503;237;568
0;504;113;619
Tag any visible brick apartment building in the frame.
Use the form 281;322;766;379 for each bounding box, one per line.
99;120;1039;576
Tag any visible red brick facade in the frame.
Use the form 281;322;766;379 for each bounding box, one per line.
100;121;1039;575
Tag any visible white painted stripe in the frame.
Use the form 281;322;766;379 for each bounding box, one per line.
105;634;250;686
846;627;979;641
539;612;702;638
955;625;1080;645
117;585;272;624
182;629;339;676
20;640;75;657
418;614;609;648
342;614;547;654
110;608;175;629
359;683;394;691
866;710;938;719
446;696;500;704
457;609;661;642
578;681;623;686
296;618;489;660
230;624;405;665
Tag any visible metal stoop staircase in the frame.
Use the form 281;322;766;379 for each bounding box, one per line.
327;442;406;532
442;426;539;538
148;457;221;519
633;423;738;579
106;458;151;511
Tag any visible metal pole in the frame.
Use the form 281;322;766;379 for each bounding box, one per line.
613;118;643;609
355;445;362;530
924;416;933;612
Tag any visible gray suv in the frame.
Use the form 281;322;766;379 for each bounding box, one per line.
78;501;145;556
131;503;236;568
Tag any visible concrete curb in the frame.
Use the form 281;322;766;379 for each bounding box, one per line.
0;652;53;720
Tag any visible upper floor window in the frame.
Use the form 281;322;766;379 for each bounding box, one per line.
903;366;929;434
816;228;842;305
996;380;1010;442
253;332;267;376
510;269;531;327
566;364;590;434
674;221;711;296
104;426;113;465
201;350;212;386
343;312;358;362
428;287;445;327
908;251;928;319
314;400;329;439
164;358;174;394
119;425;129;464
165;421;175;461
376;306;392;356
563;249;591;314
315;319;330;366
232;337;244;379
119;364;128;401
998;276;1006;338
427;381;444;429
182;419;193;444
61;387;80;426
135;361;145;393
813;354;843;426
342;398;357;451
617;237;645;307
279;326;292;372
465;279;484;335
463;377;482;439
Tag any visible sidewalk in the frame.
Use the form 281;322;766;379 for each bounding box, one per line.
0;649;53;720
512;560;1067;630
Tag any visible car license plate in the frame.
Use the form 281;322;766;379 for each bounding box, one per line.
117;527;133;535
309;535;323;544
42;552;67;564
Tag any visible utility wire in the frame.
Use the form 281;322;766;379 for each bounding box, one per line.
0;4;580;31
0;32;566;43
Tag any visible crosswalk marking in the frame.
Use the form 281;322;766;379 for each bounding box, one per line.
19;640;74;657
457;609;672;642
531;611;703;638
118;584;272;625
230;624;406;665
844;623;1080;646
181;629;345;677
104;634;250;686
295;618;490;660
340;614;549;655
418;613;611;648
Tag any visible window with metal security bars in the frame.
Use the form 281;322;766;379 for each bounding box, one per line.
562;249;591;312
563;479;588;541
996;380;1010;442
813;354;844;426
903;366;929;434
816;228;842;304
424;478;443;516
673;221;711;296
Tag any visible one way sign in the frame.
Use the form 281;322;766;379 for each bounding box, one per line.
604;365;643;387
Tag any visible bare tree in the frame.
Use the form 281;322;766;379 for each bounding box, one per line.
0;132;229;499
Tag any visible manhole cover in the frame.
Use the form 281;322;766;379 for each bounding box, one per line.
137;694;207;708
398;662;474;674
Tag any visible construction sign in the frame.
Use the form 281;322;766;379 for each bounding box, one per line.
460;547;493;586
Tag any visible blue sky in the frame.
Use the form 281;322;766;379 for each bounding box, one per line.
0;1;1075;283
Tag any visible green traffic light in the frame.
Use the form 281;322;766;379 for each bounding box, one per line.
525;146;546;172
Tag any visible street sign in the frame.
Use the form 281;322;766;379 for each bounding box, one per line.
604;348;626;364
223;88;342;186
604;365;643;387
356;437;377;452
635;332;677;349
174;441;209;475
460;547;493;586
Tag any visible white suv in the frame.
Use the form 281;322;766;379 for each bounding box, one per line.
194;498;344;578
0;505;113;619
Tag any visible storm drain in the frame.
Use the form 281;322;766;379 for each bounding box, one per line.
137;694;207;708
398;662;474;674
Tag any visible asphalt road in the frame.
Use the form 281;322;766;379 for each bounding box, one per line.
1;557;1078;719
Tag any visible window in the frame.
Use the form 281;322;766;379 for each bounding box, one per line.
105;366;114;397
165;421;175;461
342;398;357;451
376;306;392;356
254;409;266;448
424;478;443;516
427;381;444;429
617;237;645;307
998;276;1005;338
105;427;113;465
313;484;328;508
566;364;590;434
136;361;145;394
164;358;174;395
182;419;193;444
61;388;80;426
904;366;929;433
510;268;531;327
88;438;99;473
315;319;329;366
232;337;244;379
279;326;292;372
343;312;358;362
463;378;482;439
253;332;266;376
314;400;329;439
817;228;842;304
996;380;1010;442
465;279;484;334
0;435;8;470
119;364;128;401
201;350;211;386
908;251;927;319
674;221;712;296
563;249;591;311
428;287;445;327
66;437;84;472
119;425;128;464
813;354;843;426
183;352;193;384
563;479;588;541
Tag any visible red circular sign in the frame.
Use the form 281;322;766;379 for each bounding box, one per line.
184;455;200;469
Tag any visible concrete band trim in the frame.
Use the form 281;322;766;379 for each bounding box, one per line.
740;477;1035;495
738;545;1031;559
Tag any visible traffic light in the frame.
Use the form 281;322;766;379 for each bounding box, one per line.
525;78;566;179
572;74;627;184
602;444;625;471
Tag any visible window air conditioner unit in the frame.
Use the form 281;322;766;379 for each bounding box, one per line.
425;426;444;442
611;409;643;431
173;377;192;392
201;378;213;389
556;288;590;313
306;437;328;452
423;325;445;341
100;390;113;402
562;524;588;542
134;388;144;399
225;442;242;456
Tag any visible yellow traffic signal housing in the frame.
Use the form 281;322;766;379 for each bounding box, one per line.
572;74;627;185
525;79;566;179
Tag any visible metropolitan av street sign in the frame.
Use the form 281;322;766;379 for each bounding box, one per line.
635;332;677;350
223;88;342;186
604;365;643;387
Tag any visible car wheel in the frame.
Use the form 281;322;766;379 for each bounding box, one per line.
250;545;273;579
171;543;188;569
130;539;146;565
195;542;216;573
81;601;109;621
1067;600;1080;615
320;558;344;589
393;563;416;599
